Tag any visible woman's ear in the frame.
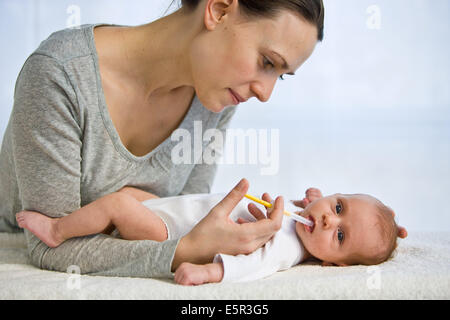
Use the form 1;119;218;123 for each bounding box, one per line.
203;0;237;30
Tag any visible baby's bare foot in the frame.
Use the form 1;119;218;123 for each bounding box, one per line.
174;262;211;286
16;211;64;248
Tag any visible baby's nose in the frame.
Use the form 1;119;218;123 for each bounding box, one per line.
322;213;337;229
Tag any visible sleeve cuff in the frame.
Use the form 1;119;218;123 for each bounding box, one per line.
166;237;183;279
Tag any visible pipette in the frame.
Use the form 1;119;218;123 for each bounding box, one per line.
244;194;314;227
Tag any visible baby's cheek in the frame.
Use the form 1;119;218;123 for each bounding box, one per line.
310;237;330;256
303;236;319;252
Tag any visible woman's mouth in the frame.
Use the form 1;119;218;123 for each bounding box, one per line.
229;89;241;105
304;215;315;233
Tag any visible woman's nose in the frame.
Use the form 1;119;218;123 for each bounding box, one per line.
251;77;277;102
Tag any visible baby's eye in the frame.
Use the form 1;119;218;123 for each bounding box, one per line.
336;203;342;214
337;228;344;243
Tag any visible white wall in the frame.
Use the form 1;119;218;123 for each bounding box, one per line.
0;0;449;232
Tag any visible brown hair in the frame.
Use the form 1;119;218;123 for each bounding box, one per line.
347;196;399;266
174;0;325;41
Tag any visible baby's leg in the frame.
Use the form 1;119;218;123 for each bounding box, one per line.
16;192;167;247
56;192;167;242
118;186;160;202
103;193;167;241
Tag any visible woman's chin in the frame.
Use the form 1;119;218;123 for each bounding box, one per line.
206;103;227;113
197;96;225;113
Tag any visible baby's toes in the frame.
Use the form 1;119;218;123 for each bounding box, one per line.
15;212;26;227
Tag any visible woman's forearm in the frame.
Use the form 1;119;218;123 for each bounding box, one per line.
171;235;195;272
26;228;180;278
171;234;216;272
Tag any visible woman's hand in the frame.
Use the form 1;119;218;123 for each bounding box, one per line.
171;178;284;271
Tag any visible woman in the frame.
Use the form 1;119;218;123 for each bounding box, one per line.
0;0;324;277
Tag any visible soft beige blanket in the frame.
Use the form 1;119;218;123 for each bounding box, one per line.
0;231;449;299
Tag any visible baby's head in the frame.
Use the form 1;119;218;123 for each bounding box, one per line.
295;193;406;266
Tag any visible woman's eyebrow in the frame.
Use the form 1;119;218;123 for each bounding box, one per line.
270;50;295;75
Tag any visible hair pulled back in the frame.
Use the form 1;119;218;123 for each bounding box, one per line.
178;0;324;41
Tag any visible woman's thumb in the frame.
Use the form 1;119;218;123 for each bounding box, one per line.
214;178;249;216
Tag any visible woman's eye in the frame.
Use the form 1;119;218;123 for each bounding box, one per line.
337;229;344;243
263;56;274;68
263;57;285;81
336;203;342;214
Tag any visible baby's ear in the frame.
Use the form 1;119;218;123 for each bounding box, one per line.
398;226;408;238
387;208;408;238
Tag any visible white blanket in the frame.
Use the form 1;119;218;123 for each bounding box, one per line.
0;231;449;299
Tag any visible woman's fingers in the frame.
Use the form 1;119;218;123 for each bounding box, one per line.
247;203;266;220
261;192;276;215
267;196;284;224
213;178;249;217
261;192;273;204
246;192;280;222
243;196;284;237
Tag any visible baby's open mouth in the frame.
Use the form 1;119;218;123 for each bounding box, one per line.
305;215;315;233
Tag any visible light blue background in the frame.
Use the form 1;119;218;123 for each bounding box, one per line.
0;0;449;232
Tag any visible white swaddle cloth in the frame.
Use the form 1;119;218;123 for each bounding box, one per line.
141;192;257;240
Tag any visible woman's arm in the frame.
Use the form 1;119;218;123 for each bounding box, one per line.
10;54;178;278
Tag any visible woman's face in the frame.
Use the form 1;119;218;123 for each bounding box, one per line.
188;0;319;112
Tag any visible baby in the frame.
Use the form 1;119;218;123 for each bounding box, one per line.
15;185;407;285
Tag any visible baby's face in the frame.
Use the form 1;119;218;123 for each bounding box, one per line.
295;193;382;266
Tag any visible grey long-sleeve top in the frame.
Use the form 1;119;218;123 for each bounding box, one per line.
0;23;237;278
